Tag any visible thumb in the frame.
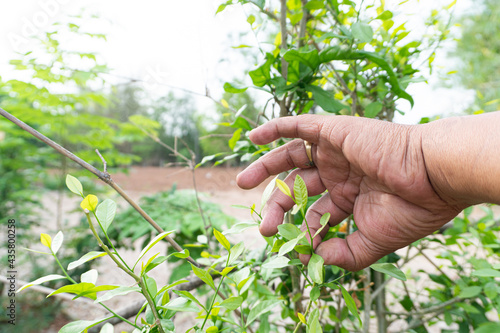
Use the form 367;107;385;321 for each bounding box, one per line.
315;231;387;271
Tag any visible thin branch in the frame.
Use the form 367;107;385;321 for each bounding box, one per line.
95;149;107;173
0;107;199;268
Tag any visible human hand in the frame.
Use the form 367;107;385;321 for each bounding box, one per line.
236;115;464;271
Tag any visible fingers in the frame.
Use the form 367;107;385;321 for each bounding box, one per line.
248;114;325;145
259;168;326;237
298;194;350;264
316;232;389;271
237;139;317;190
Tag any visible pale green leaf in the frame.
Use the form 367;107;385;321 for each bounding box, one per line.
278;233;305;257
59;317;112;333
66;174;83;196
95;199;116;234
308;254;324;284
214;228;231;251
352;22;373;43
81;269;98;284
191;264;216;290
51;231;63;254
458;286;482;298
263;256;289;269
276;179;292;198
17;274;66;293
68;251;107;270
293;175;308;209
162;297;200;312
370;263;407;281
246;300;283;326
217;296;243;311
277;224;302;241
95;286;141;303
133;230;175;270
472;269;500;278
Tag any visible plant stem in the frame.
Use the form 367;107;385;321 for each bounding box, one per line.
85;213;165;333
52;251;77;284
99;302;140;329
0;108;198;268
292;287;315;333
201;255;231;329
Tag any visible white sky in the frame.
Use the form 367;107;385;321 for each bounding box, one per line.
0;0;476;124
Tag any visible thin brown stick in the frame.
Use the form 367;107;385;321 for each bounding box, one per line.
0;107;199;267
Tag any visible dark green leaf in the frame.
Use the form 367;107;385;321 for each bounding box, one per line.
364;102;383;118
283;49;320;70
338;283;362;326
307;85;346;113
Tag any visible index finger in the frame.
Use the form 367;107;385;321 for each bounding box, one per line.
248;114;326;145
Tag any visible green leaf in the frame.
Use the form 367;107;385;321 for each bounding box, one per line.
277;224;302;241
191;264;216;290
17;274;66;293
472;269;500;278
308;254;324;284
217;296;243;311
262;256;290;269
162;297;200;312
216;3;226;14
249;54;273;87
375;10;393;20
339;283;362;326
364;102;383;118
66;174;83;196
228;242;245;265
278;233;306;257
229;128;242;150
276;179;292;197
458;286;482;298
313;213;331;238
351;22;373;43
309;309;323;333
310;286;320;302
51;231;63;254
307;85;346;113
476;322;500;333
223;82;248;93
95;199;116;234
133;230;175;270
40;233;52;248
173;290;207;311
484;282;498;299
370;263;407;281
68;251;107;270
81;269;98;284
59;317;112;333
95;286;141;303
223;222;258;235
81;194;98;211
293;175;308;209
318;47;414;106
246;300;282;326
261;176;277;208
214;228;231;251
283;49;320;70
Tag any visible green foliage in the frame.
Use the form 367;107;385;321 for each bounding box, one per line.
452;0;500;113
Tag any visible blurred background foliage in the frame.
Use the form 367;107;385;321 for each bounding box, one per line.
2;0;500;332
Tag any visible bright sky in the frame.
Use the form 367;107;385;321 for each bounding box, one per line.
0;0;476;124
